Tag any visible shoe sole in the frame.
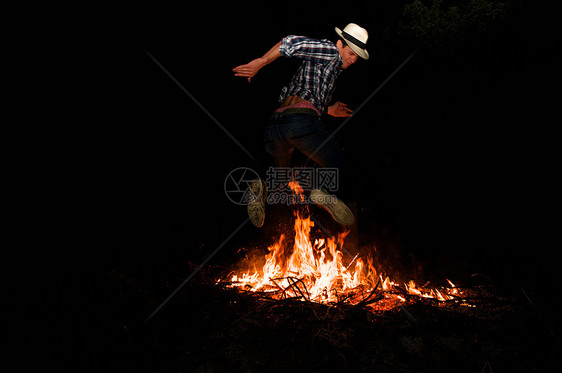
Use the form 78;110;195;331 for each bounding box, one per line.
247;180;266;227
309;189;354;226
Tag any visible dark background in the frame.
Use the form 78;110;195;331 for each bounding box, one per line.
32;1;560;369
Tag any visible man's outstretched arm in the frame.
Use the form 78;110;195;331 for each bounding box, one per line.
232;41;282;82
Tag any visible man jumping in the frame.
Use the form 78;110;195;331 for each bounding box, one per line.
233;23;370;228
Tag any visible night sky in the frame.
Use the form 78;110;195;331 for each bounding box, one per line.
36;2;560;369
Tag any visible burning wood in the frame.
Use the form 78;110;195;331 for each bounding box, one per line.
219;200;474;312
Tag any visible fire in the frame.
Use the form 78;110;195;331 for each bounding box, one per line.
232;212;358;302
225;182;469;311
287;180;304;195
227;213;467;311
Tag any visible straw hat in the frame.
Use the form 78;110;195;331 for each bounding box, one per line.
335;23;369;60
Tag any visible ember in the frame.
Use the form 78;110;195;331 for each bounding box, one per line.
220;183;473;312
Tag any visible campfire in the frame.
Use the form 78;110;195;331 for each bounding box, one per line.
219;182;474;312
114;183;554;373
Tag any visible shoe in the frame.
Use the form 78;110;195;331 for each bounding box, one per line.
247;179;267;227
309;189;354;226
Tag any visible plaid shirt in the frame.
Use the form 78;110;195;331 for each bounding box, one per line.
278;35;343;114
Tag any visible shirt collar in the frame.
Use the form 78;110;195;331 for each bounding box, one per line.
337;54;343;69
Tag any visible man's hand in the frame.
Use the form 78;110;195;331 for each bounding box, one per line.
233;58;266;82
327;102;353;117
233;41;282;82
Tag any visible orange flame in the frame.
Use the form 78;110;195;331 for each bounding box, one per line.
288;180;304;195
226;183;467;310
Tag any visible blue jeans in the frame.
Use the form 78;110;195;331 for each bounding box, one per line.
263;112;354;200
264;113;345;169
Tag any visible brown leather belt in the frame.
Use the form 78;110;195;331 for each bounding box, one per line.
274;107;319;117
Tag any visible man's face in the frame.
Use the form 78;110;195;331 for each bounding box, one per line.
337;40;359;69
